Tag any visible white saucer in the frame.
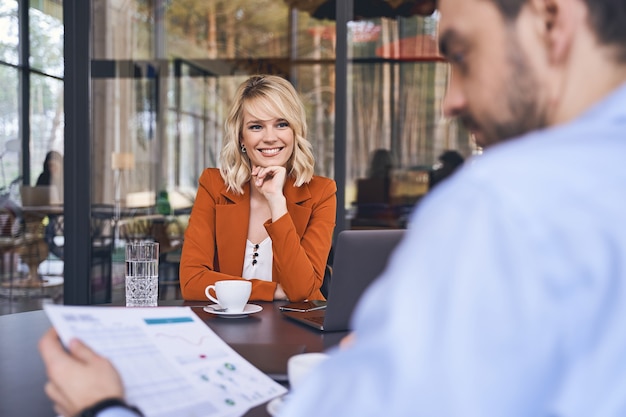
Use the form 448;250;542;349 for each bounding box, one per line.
203;303;263;318
267;394;289;416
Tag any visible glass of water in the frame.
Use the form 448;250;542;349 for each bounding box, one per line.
125;241;159;307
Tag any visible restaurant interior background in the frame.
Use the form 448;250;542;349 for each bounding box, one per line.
0;0;474;314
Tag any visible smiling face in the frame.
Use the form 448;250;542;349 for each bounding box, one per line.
240;98;295;169
439;0;548;148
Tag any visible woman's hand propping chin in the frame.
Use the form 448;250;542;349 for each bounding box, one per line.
251;165;288;221
251;165;287;197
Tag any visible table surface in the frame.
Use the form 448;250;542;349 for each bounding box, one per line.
21;205;64;214
0;300;347;417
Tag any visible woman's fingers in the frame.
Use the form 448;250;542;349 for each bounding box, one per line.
253;166;286;189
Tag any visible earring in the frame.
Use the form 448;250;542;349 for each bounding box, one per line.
241;144;247;153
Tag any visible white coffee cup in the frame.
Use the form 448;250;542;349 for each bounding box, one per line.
287;352;329;391
204;280;251;313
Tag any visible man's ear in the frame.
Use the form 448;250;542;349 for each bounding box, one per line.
536;0;579;64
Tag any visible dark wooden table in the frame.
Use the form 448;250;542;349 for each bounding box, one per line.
0;300;347;417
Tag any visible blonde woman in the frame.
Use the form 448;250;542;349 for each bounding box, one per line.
180;75;336;302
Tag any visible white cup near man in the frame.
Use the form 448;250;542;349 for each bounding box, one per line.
287;352;329;391
204;280;252;313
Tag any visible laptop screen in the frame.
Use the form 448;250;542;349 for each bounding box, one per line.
282;229;405;332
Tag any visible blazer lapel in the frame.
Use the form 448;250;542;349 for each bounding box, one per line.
214;178;313;275
283;179;313;238
215;183;249;275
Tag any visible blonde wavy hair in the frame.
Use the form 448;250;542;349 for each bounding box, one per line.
219;75;315;194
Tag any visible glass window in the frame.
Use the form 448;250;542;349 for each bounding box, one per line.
0;65;19;190
293;10;336;60
291;64;336;178
347;14;473;229
29;0;64;78
177;62;212;189
165;1;290;59
0;0;19;66
93;0;152;60
30;73;64;185
1;0;66;313
84;0;476;306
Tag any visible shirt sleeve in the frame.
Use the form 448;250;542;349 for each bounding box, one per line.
278;178;568;417
97;406;142;417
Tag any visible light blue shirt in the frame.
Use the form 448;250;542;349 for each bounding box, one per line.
98;406;140;417
280;83;626;417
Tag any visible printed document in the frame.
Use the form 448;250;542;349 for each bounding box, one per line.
44;305;287;417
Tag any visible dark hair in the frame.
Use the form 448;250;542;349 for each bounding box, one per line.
43;150;63;165
583;0;626;61
490;0;626;62
368;149;393;179
429;150;465;190
36;151;63;186
438;150;464;169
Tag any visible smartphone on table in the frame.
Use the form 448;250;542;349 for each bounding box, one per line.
278;300;327;312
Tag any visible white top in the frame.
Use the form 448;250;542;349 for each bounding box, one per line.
242;237;273;282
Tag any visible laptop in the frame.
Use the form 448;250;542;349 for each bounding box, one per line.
20;185;62;206
282;229;405;332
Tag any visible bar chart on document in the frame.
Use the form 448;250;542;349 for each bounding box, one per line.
44;305;287;417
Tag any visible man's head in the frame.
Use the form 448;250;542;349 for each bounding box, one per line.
439;0;626;148
488;0;626;62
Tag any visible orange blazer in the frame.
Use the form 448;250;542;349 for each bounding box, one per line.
180;168;336;302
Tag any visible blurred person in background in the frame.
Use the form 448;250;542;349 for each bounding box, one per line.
428;149;465;190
